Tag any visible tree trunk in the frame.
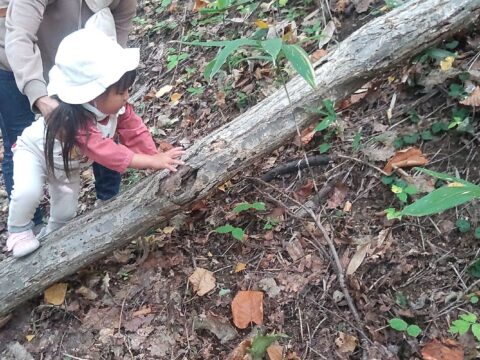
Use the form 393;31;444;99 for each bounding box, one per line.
1;0;479;317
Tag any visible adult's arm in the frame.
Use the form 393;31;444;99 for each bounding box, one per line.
111;0;136;47
5;0;48;109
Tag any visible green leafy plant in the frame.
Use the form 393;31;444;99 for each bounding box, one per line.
389;318;422;337
314;99;337;132
166;51;190;71
386;168;480;219
184;36;316;88
449;313;480;341
215;224;245;241
469;294;479;304
469;260;480;278
249;333;288;360
456;218;471;233
449;83;467;100
233;201;266;213
475;227;480;240
415;47;456;64
391;183;417;203
155;0;173;13
263;217;279;230
186;86;205;95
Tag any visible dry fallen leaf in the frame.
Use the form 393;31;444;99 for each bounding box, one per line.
193;314;238;344
231;291;264;329
193;0;208;11
383;147;428;175
293;125;316;146
218;180;233;192
235;262;247;273
158;140;174;152
318;21;335;49
460;86;480;106
267;344;284;360
353;0;375;13
346;242;371;275
295;179;314;199
310;49;328;62
155;84;173;98
334;0;350;13
189;267;216;296
421;338;464;360
76;285;98;300
255;19;269;29
326;183;348;209
44;283;68;305
440;56;455;71
227;338;252;360
335;331;358;353
25;334;35;342
170;92;183;105
162;226;175;234
132;307;152;317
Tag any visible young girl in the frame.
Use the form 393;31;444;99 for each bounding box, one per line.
6;28;185;258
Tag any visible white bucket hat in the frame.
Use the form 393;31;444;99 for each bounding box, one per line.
47;28;139;104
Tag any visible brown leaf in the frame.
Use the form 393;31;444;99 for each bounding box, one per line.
194;314;238;344
170;92;183;105
326;183;348;209
216;91;226;107
353;0;375;13
383;147;428;175
227;338;252;360
296;179;314;199
267;344;284;360
335;0;350;13
335;331;358;353
460;86;480;106
421;339;464;360
293;125;316;146
189;267;216;296
310;49;328;62
76;286;98;300
193;0;208;11
158;140;174;152
235;262;247;273
132;307;152;317
44;283;68;305
346;242;371;275
231;291;264;329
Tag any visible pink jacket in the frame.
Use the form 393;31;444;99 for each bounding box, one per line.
76;104;157;173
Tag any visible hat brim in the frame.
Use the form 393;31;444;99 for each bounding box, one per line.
47;48;140;104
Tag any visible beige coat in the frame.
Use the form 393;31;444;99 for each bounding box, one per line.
0;0;136;108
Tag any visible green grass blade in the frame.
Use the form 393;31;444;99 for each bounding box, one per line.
399;185;480;217
281;44;316;89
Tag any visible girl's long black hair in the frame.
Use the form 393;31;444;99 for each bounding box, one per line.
44;69;136;178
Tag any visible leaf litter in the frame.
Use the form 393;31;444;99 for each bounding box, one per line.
2;1;480;359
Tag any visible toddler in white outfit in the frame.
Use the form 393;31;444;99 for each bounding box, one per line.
6;28;185;257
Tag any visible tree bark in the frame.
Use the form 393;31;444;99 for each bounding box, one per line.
1;0;479;317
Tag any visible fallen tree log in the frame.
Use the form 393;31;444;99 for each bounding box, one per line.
1;0;479;317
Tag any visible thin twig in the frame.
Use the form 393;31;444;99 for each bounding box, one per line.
250;177;372;347
336;154;388;175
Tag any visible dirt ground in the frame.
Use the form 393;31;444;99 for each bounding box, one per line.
1;0;480;359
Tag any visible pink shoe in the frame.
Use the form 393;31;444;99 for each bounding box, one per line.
6;230;40;258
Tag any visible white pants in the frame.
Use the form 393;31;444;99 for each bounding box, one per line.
7;146;81;236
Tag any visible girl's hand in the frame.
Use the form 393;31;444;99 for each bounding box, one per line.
151;147;186;172
130;147;186;171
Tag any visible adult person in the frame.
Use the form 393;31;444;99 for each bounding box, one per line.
0;0;137;225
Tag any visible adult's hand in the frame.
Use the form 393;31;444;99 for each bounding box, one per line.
35;96;59;117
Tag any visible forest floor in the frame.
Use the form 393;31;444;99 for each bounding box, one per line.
1;0;480;359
